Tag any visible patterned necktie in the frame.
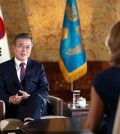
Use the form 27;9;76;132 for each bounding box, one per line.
19;62;26;83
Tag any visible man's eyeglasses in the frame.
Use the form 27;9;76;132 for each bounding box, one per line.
15;45;32;51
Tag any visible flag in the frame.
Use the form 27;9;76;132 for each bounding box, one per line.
0;5;10;63
59;0;87;83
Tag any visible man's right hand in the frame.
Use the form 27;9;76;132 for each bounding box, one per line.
9;94;22;105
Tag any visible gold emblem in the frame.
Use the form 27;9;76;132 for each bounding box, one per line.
66;3;78;22
66;45;83;56
76;26;81;36
61;28;68;40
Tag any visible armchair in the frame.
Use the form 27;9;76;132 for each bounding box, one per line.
0;95;64;133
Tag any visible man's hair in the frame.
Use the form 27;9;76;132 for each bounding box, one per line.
108;21;120;67
14;33;34;46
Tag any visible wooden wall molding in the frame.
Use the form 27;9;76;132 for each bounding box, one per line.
43;61;110;103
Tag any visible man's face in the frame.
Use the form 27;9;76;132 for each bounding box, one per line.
13;38;33;61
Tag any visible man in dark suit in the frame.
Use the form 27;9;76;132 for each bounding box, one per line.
0;33;50;121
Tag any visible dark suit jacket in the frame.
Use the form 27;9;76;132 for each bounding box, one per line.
0;58;50;104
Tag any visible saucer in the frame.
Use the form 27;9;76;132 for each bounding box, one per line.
77;103;88;108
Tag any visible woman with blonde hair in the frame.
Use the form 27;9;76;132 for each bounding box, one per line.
87;21;120;134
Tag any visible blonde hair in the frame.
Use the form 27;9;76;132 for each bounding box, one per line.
108;21;120;67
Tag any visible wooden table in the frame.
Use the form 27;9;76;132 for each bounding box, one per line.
20;118;93;134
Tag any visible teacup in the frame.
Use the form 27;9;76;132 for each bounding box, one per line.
77;97;86;108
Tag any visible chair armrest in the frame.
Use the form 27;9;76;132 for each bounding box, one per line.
0;96;64;119
0;100;5;120
48;95;63;116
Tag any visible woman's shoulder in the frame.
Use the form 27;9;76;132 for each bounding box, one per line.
93;66;120;89
95;66;120;78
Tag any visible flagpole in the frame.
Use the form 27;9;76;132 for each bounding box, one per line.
71;82;74;91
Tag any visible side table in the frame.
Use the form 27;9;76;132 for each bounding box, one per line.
64;102;89;118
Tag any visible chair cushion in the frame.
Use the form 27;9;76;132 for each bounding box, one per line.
41;115;67;119
0;118;23;131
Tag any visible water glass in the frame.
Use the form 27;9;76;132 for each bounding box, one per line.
68;102;76;109
73;90;80;104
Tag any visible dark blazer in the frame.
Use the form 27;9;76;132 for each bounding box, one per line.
0;58;50;106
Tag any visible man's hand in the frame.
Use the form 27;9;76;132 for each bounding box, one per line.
9;94;22;105
19;90;30;100
9;90;30;105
